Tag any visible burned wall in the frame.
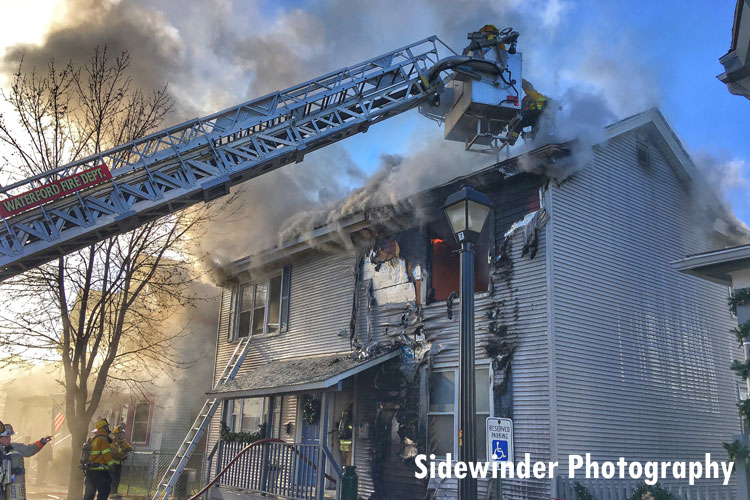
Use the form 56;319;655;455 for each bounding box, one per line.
349;173;550;500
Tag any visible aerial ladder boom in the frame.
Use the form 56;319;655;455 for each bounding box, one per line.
0;30;526;283
0;37;447;281
0;27;528;500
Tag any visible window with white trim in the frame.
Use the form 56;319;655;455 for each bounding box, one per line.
131;401;152;444
427;366;491;459
231;266;291;340
226;397;267;433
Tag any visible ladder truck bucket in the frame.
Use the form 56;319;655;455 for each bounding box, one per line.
419;27;524;155
443;51;522;151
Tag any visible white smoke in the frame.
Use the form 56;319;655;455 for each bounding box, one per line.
0;0;686;266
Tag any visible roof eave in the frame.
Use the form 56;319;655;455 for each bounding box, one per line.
671;244;750;286
209;349;400;399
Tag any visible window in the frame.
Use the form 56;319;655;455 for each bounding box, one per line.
231;266;291;340
226;398;267;433
131;401;152;444
429;221;491;301
237;284;254;338
428;370;455;456
636;141;650;168
427;367;492;459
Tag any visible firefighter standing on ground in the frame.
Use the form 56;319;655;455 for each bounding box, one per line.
0;420;51;500
109;426;132;498
83;418;115;500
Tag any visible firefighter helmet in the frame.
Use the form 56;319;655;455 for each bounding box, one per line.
113;425;124;434
0;421;15;437
480;24;500;35
92;418;110;432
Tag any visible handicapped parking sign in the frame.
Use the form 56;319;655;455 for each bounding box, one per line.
486;417;513;462
491;440;508;460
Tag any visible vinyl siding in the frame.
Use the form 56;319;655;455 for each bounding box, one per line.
206;287;233;461
207;252;358;473
548;131;740;493
493;212;550;500
418;209;549;500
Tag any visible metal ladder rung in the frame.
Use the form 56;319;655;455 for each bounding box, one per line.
150;336;252;500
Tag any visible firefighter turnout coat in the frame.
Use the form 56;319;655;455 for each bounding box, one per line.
1;440;46;500
87;431;115;471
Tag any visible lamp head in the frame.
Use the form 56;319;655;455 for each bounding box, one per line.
442;185;491;245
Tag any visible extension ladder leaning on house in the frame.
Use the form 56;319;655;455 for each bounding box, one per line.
151;336;252;500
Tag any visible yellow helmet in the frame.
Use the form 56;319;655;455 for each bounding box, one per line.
93;418;110;432
480;24;500;35
113;425;124;434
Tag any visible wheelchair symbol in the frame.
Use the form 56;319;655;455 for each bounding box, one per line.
491;440;508;461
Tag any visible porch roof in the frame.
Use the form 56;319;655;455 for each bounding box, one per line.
209;349;400;398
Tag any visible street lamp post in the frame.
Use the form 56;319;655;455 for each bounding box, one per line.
443;185;491;500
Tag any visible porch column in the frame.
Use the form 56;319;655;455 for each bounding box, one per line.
316;392;330;500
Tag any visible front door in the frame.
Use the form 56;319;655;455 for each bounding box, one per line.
297;393;321;488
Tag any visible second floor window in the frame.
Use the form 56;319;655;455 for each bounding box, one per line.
231;266;291;340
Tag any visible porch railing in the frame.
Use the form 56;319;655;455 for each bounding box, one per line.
213;439;333;500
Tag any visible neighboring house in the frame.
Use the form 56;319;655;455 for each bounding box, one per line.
719;0;750;98
201;108;747;500
102;278;220;457
0;363;65;486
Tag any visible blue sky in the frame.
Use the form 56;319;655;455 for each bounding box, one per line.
337;0;750;225
0;0;748;246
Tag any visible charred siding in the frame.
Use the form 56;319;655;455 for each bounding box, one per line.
497;217;550;500
490;173;542;237
353;364;427;500
548;131;740;493
416;215;549;500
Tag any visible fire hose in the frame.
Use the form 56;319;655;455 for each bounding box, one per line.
187;438;337;500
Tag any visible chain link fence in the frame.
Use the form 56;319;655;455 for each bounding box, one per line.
116;451;207;499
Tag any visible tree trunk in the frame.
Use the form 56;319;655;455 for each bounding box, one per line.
66;421;89;499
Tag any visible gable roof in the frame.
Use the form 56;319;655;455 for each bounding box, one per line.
604;108;699;184
224;108;746;275
605;108;747;242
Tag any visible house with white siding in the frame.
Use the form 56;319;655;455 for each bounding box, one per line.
201;108;747;500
